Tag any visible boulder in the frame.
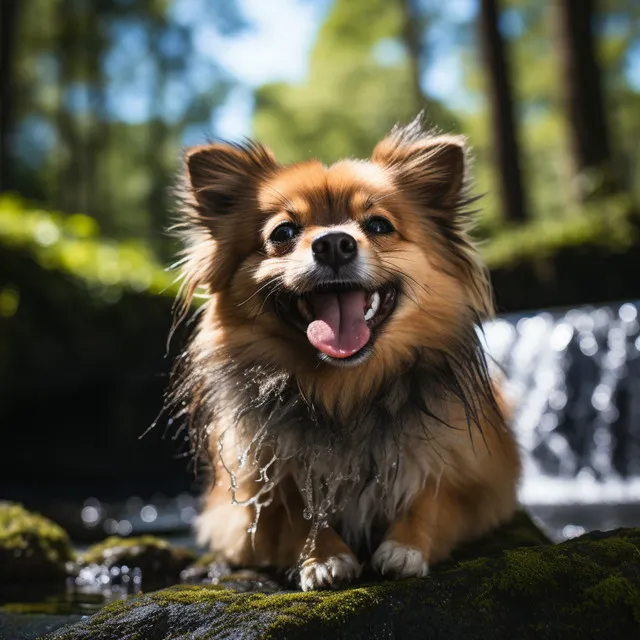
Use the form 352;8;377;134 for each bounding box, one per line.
41;519;640;639
77;535;196;586
0;503;73;584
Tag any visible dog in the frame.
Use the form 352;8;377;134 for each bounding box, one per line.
169;117;521;591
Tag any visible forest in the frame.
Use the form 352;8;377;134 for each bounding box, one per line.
1;1;639;306
1;0;639;498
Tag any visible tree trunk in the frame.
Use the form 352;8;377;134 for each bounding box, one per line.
397;0;425;112
0;0;19;192
478;0;528;223
555;0;612;197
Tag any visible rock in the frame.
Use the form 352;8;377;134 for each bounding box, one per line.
76;535;196;586
0;503;74;584
41;519;640;639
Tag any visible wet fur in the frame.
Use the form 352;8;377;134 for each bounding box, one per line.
169;117;521;589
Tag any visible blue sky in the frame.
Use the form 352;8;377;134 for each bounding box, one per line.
196;0;331;138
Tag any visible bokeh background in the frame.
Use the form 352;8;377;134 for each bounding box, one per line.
1;0;639;542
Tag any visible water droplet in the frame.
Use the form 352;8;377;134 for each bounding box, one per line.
103;518;118;534
619;303;637;323
116;519;132;536
81;506;100;526
550;322;573;351
303;508;313;521
562;524;585;539
140;505;157;523
579;333;598;356
180;506;197;524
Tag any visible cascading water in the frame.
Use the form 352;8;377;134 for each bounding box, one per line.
482;301;640;539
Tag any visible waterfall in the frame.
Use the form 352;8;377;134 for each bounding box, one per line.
482;301;640;538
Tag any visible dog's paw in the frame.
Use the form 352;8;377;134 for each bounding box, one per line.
299;553;361;591
372;540;429;579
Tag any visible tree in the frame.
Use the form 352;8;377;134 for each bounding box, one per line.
555;0;614;198
478;0;528;223
398;0;427;112
0;0;20;192
4;0;246;257
253;0;455;165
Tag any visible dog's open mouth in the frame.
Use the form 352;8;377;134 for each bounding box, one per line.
275;282;397;361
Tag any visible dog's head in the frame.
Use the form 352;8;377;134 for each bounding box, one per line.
178;119;492;375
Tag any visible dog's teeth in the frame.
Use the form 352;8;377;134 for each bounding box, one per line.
364;291;381;321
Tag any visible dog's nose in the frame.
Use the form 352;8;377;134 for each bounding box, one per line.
312;232;358;270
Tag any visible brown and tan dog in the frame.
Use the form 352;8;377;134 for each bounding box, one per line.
169;117;521;591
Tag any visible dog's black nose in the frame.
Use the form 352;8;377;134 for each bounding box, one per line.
312;232;358;270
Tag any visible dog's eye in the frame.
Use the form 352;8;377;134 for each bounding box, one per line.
270;222;300;244
364;216;395;235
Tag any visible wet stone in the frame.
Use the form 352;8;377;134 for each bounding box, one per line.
218;570;284;594
180;550;233;584
75;535;196;587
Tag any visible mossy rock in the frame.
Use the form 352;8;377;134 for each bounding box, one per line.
0;503;73;584
41;520;640;639
77;535;196;585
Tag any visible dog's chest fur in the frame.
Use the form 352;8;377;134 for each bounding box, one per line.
213;360;467;551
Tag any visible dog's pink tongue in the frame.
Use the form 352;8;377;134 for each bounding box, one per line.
306;291;370;359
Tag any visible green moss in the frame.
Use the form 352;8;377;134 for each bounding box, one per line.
140;584;390;639
583;576;640;624
481;195;638;269
0;502;73;584
148;584;228;606
448;510;551;564
496;549;560;595
81;535;168;565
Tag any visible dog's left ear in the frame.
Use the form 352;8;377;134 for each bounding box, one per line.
372;133;466;209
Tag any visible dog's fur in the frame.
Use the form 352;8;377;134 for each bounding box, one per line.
169;118;521;590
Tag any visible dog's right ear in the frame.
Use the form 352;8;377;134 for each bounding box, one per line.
185;141;278;215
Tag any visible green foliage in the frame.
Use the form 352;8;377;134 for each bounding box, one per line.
253;0;454;165
0;193;178;303
481;194;638;268
253;0;640;237
5;0;245;257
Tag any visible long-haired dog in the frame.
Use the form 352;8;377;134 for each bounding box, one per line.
169;117;520;591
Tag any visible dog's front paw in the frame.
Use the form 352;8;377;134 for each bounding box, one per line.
299;553;361;591
372;540;429;579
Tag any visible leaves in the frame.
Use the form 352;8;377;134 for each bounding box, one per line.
0;194;178;302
